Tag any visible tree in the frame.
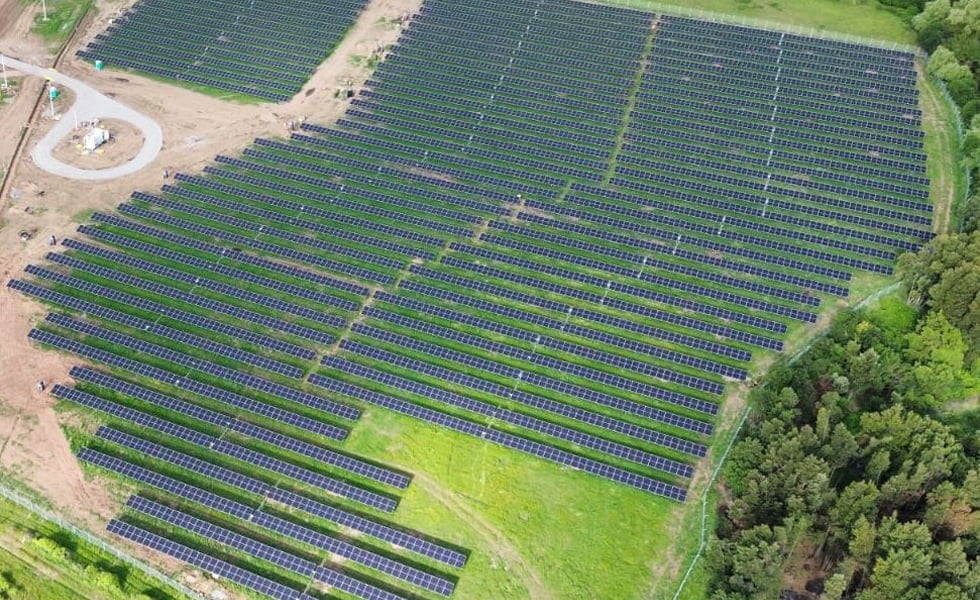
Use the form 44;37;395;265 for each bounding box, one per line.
828;482;880;550
928;46;973;82
913;0;952;51
902;311;967;409
721;526;786;598
821;573;848;600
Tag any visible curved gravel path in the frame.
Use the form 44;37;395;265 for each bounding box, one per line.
6;56;163;180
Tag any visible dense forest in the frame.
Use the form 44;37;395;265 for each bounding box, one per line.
705;234;980;599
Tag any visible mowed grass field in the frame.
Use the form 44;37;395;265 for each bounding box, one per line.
607;0;915;43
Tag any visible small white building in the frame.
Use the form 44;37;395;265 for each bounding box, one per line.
83;127;110;151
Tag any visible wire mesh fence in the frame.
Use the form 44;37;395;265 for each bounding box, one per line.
0;483;201;599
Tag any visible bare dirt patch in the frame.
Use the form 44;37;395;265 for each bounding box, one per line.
51;118;145;169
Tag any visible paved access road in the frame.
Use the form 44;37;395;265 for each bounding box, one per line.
5;55;163;180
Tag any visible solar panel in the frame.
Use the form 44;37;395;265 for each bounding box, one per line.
125;496;423;599
45;313;359;421
107;520;313;600
309;372;688;501
79;449;465;568
69;368;408;488
27;329;341;441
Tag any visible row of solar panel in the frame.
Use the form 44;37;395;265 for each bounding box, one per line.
663;15;914;63
263;129;565;195
371;293;720;438
641;63;921;124
43;312;356;420
462;234;812;326
636;57;918;125
396;35;640;82
345;105;609;163
81;45;298;94
419;260;777;360
204;158;507;217
352;92;613;160
420;0;652;38
388;42;638;90
107;519;315;600
475;233;819;316
15;272;313;363
650;44;917;101
123;495;431;598
304;105;593;184
92;31;316;72
166;179;459;250
559;181;917;256
63;235;352;327
654;34;915;86
75;52;289;102
115;5;356;54
134;191;428;264
513;195;896;273
623;132;927;190
559;202;844;297
85;39;308;87
309;124;601;183
235;147;523;204
644;68;917;124
593;164;928;238
83;446;466;568
25;328;341;439
504;209;853;282
662;18;914;69
399;278;749;364
179;167;483;225
335;338;695;476
103;21;324;66
91;208;371;296
130;0;364;36
80;223;361;317
59;388;395;511
116;202;396;284
21;282;301;377
409;11;647;56
103;16;325;62
308;369;688;501
616;152;926;222
611;172;930;231
362;306;726;397
368;64;625;121
44;250;337;345
70;366;407;487
634;86;922;155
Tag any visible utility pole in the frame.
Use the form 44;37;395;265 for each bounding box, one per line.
41;0;49;21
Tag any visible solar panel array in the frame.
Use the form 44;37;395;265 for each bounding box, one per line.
77;0;369;101
14;9;932;596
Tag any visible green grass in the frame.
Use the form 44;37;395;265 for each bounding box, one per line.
342;407;682;600
602;0;915;44
0;491;186;600
918;72;970;234
28;0;92;45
